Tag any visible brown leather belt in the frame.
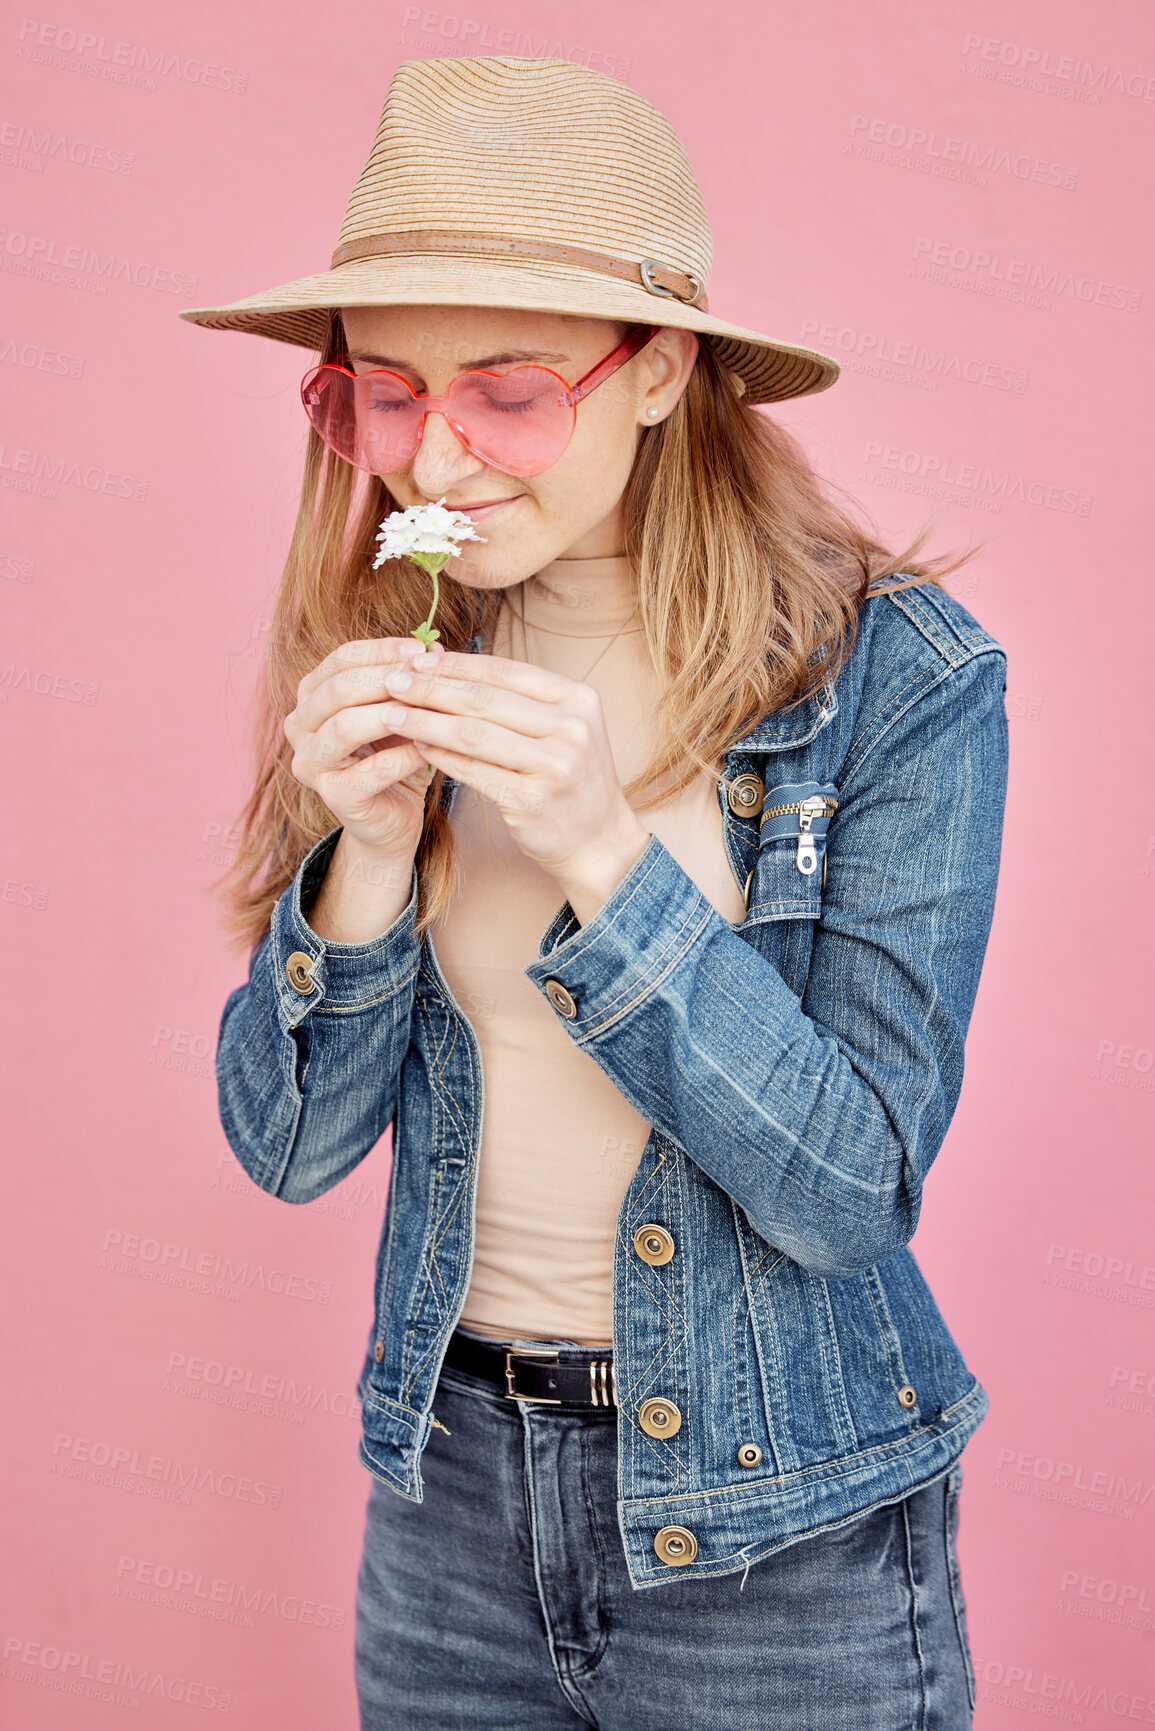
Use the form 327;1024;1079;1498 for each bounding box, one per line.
329;228;708;311
443;1327;617;1407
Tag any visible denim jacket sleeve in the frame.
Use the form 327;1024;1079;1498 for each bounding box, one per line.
215;826;420;1204
523;646;1009;1280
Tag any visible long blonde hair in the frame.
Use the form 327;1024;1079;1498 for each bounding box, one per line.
212;310;984;954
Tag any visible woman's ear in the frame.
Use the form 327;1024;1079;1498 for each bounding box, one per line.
639;327;700;425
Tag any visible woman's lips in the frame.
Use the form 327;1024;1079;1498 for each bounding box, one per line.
455;496;521;521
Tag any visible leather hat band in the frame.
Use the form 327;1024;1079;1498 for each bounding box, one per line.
329;228;709;311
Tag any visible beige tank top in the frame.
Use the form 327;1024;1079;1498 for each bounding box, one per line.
430;554;747;1346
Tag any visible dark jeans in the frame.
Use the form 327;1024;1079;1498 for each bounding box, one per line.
355;1328;977;1729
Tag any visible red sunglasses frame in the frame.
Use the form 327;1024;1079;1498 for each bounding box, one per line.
301;322;662;477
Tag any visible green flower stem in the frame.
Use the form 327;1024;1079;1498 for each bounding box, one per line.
408;550;448;646
406;550;451;770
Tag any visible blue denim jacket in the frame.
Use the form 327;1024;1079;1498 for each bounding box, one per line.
216;578;1009;1590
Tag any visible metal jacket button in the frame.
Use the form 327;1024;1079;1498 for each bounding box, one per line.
374;1340;385;1363
897;1383;917;1408
638;1397;682;1438
737;1441;762;1467
285;951;317;994
633;1224;675;1266
727;773;765;817
654;1525;697;1565
544;979;578;1018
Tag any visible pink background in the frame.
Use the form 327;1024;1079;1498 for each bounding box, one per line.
3;0;1153;1723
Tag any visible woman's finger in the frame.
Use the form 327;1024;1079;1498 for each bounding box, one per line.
316;737;429;799
415;741;537;814
295;637;441;708
413;649;576;706
293;646;442;736
376;661;577;741
377;699;555;776
301;691;441;773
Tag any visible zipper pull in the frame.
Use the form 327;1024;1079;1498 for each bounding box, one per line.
796;796;828;875
428;1412;452;1436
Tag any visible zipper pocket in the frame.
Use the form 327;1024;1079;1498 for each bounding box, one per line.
760;794;839;876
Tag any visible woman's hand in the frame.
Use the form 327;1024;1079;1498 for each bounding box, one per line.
283;637;446;861
370;650;652;919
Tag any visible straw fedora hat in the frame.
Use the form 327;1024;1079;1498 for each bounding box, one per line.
178;55;840;406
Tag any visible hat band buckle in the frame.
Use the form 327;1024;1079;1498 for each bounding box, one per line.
640;258;700;302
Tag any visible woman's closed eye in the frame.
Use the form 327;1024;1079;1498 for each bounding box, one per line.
478;393;539;414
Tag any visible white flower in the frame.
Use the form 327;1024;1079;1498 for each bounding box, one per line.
372;497;487;646
372;497;485;568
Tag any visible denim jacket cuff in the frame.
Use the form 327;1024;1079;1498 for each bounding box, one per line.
524;832;719;1035
271;825;420;1029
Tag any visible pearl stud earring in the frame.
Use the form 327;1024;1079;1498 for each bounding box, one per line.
645;407;659;419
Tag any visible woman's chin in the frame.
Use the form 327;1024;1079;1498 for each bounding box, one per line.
451;552;546;593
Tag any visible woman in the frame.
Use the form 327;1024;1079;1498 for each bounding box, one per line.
183;55;1008;1730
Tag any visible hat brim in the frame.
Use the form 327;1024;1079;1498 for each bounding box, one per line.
177;256;839;406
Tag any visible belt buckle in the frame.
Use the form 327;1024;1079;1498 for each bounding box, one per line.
503;1347;561;1403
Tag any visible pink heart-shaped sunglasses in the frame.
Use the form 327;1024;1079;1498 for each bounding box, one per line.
301;324;660;480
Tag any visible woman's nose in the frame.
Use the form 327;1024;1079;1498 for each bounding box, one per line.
409;408;487;494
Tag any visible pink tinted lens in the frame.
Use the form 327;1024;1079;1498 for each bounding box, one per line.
447;367;575;478
301;365;576;478
301;366;424;473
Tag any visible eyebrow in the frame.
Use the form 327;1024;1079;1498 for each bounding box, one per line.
347;348;570;371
